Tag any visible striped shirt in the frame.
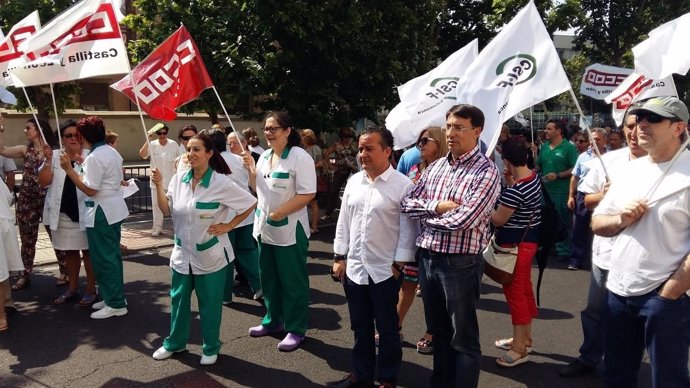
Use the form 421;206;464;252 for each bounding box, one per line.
400;146;501;254
496;171;542;244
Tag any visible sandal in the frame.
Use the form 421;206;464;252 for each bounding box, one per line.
495;338;533;353
416;337;433;354
79;293;98;307
0;317;7;331
496;350;529;367
11;277;30;291
54;290;79;305
56;274;69;287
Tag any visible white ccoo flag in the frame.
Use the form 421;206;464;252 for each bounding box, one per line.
455;1;571;156
633;12;690;80
10;0;129;87
0;11;41;87
604;72;678;126
386;39;478;149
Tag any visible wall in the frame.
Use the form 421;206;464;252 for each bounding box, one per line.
0;109;264;167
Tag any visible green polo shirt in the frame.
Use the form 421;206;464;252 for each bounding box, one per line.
538;140;578;194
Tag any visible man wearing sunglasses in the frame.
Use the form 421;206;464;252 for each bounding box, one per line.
139;123;182;237
591;96;690;388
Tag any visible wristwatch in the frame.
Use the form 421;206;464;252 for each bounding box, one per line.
333;254;346;262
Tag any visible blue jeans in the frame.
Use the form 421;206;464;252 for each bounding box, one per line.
418;248;482;388
569;191;592;268
343;274;402;384
604;289;690;388
577;264;608;367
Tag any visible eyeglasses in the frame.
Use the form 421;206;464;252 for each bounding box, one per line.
444;124;477;132
635;111;679;124
156;131;168;136
180;135;193;141
263;126;284;133
575;139;588;143
63;133;78;139
417;137;438;147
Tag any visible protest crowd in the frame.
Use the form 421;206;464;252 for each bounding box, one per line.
1;0;690;388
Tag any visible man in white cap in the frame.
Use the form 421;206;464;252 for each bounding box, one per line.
591;96;690;388
139;123;181;236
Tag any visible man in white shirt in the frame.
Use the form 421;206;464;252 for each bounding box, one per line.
0;155;16;193
329;127;417;388
139;124;181;236
591;96;690;388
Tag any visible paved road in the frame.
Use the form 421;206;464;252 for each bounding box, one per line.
1;222;653;387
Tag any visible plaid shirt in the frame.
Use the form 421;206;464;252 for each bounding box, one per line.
400;146;500;254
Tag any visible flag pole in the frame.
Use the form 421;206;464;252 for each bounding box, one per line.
211;86;245;152
129;73;155;170
21;87;47;144
49;83;62;150
568;88;610;180
529;106;536;160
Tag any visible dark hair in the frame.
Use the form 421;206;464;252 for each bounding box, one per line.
501;137;528;167
28;118;58;149
265;111;301;147
58;119;78;138
339;127;355;140
546;119;566;137
76;116;106;145
362;126;394;150
105;131;119;145
197;129;231;175
178;124;197;140
242;127;258;138
446;104;485;129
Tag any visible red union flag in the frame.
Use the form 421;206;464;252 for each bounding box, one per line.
110;26;214;121
9;0;129;87
0;11;41;87
605;72;678;125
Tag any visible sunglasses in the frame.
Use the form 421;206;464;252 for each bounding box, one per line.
63;133;78;139
263;126;284;133
575;139;588;143
636;111;678;124
417;137;438;147
180;135;193;141
156;131;168;136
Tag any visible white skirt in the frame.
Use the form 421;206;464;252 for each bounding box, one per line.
0;218;22;282
51;213;88;251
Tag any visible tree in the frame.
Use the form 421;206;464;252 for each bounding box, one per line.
123;0;269;125
0;0;81;120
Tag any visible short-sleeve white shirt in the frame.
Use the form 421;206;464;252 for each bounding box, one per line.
0;155;16;182
221;151;255;228
148;139;181;188
82;144;129;227
593;150;690;296
253;147;316;246
333;166;417;285
167;168;257;275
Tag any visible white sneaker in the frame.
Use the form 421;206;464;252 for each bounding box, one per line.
200;354;217;365
90;305;128;319
152;346;185;360
92;299;127;310
253;289;263;300
151;230;161;237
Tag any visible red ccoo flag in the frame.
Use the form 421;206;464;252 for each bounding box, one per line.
111;25;213;121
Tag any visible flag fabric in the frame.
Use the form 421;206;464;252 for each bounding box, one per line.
633;12;690;80
9;0;129;87
0;11;41;87
386;40;478;149
110;26;214;121
579;63;632;100
604;72;678;126
0;87;17;105
455;0;571;156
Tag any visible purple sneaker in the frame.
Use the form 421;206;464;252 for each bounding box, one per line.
277;333;304;352
248;324;284;337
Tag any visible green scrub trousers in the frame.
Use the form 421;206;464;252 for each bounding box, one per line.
224;224;261;302
86;206;125;309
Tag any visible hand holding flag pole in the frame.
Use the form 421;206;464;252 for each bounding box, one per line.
567;88;610;182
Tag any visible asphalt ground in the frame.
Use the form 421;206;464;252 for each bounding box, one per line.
0;218;658;387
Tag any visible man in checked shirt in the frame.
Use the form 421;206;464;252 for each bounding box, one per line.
401;104;501;388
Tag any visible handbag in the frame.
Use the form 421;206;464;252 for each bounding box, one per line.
483;213;534;285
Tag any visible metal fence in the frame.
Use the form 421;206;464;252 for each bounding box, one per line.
124;164;153;213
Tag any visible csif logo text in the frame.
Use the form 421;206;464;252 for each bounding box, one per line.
495;54;537;88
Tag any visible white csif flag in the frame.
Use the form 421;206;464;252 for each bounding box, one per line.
633;12;690;80
0;11;41;87
604;72;677;126
455;0;571;156
386;39;478;149
10;0;129;87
